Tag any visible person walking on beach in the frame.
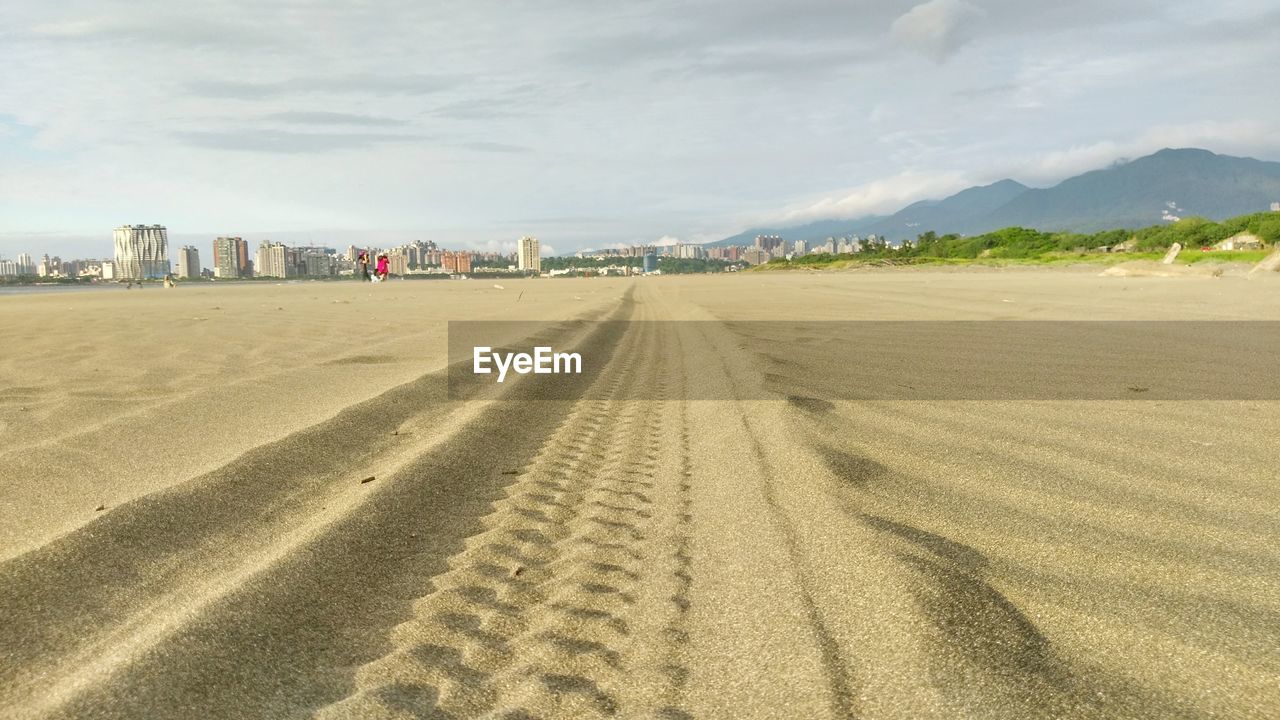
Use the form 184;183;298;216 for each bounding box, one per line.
358;251;371;282
376;254;389;281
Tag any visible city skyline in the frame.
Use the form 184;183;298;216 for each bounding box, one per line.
0;230;552;270
2;1;1279;258
0;228;564;265
0;229;775;279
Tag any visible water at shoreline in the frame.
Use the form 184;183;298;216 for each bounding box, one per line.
0;284;130;296
0;280;317;296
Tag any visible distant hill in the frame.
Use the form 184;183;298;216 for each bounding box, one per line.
863;178;1029;240
712;148;1280;244
982;148;1280;234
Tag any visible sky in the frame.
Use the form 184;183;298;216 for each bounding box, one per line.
2;0;1279;258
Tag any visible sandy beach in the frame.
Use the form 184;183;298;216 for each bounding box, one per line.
1;272;1277;719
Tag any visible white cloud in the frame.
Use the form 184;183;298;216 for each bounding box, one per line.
890;0;985;62
775;171;972;224
758;120;1280;230
464;238;518;254
29;20;108;38
867;103;893;125
1019;120;1280;183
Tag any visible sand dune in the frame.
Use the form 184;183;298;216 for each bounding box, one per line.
1;273;1277;719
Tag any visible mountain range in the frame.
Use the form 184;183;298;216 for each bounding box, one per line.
710;148;1280;246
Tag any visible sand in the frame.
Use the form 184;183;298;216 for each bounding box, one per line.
0;280;628;560
0;272;1276;719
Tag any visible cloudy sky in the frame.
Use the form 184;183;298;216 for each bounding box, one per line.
2;0;1278;257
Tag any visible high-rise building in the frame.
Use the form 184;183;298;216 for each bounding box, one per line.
113;225;169;279
406;240;438;268
675;243;704;259
176;246;201;279
443;251;472;274
755;235;785;255
301;250;333;277
1271;202;1280;212
235;237;249;275
212;237;247;278
255;241;289;278
16;253;33;275
518;236;541;273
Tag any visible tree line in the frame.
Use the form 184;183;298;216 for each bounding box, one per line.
768;211;1280;266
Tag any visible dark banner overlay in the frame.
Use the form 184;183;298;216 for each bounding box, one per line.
447;321;1280;401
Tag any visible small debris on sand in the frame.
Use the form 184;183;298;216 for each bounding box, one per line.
501;469;520;475
361;476;376;484
511;566;525;577
94;504;106;512
493;284;505;290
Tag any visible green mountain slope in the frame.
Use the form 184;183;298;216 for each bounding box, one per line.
982;148;1280;233
712;148;1280;245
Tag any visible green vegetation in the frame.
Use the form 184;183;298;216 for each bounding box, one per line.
657;257;737;274
541;256;642;271
1177;250;1271;265
0;274;82;285
756;212;1279;270
467;257;514;269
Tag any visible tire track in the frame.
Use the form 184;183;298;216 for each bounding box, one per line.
0;294;637;720
641;398;697;720
319;311;696;719
684;319;862;719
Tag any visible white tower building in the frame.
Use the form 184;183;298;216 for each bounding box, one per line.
113;225;169;279
518;236;541;273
